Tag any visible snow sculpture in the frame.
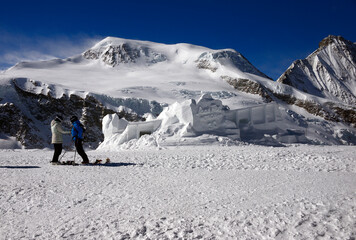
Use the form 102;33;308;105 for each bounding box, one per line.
153;93;240;140
191;94;239;139
102;113;128;139
98;114;162;150
98;94;285;150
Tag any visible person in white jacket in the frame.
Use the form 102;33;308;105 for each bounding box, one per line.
51;115;70;164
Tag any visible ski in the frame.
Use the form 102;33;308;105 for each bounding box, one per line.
81;158;111;166
51;160;79;166
51;158;111;166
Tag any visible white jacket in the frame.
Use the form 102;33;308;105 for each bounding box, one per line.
51;120;70;144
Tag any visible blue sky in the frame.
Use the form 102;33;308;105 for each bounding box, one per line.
0;0;355;79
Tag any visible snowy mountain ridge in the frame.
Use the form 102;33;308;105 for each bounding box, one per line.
277;35;356;105
4;37;267;105
1;35;356;149
82;36;270;79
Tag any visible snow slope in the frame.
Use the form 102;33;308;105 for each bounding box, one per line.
1;145;356;239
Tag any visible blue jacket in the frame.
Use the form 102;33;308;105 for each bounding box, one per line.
71;120;84;140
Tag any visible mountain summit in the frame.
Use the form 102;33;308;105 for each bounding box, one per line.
81;37;270;78
277;35;356;105
83;37;168;66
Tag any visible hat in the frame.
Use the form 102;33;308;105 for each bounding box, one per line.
70;115;78;123
55;115;63;122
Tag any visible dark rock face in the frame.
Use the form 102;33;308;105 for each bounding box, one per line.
0;79;152;149
332;105;356;126
82;49;99;60
270;93;356;127
0;102;38;147
222;76;273;102
102;44;140;65
196;59;218;72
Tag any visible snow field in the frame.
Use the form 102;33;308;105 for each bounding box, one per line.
0;145;356;239
119;144;356;173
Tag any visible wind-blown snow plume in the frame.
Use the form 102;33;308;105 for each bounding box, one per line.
0;33;101;69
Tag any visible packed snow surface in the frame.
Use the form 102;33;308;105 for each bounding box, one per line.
1;145;356;239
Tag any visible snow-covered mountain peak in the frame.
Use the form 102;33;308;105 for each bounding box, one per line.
83;37;169;66
81;36;270;79
277;35;356;105
315;35;356;64
318;35;354;49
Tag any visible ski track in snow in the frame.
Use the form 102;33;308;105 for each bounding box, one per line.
0;145;356;239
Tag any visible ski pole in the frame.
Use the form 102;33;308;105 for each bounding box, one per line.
74;149;77;162
59;150;67;162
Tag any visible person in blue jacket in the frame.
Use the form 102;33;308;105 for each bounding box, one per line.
70;115;90;164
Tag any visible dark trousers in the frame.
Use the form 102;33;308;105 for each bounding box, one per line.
52;144;62;162
75;138;89;163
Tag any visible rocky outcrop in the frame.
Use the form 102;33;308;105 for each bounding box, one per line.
222;76;273;102
0;102;40;147
331;104;356;127
83;43;167;67
196;59;218;72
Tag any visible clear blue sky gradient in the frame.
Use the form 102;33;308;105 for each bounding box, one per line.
0;0;355;79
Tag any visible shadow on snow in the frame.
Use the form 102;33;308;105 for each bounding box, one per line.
0;166;41;169
80;162;140;167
